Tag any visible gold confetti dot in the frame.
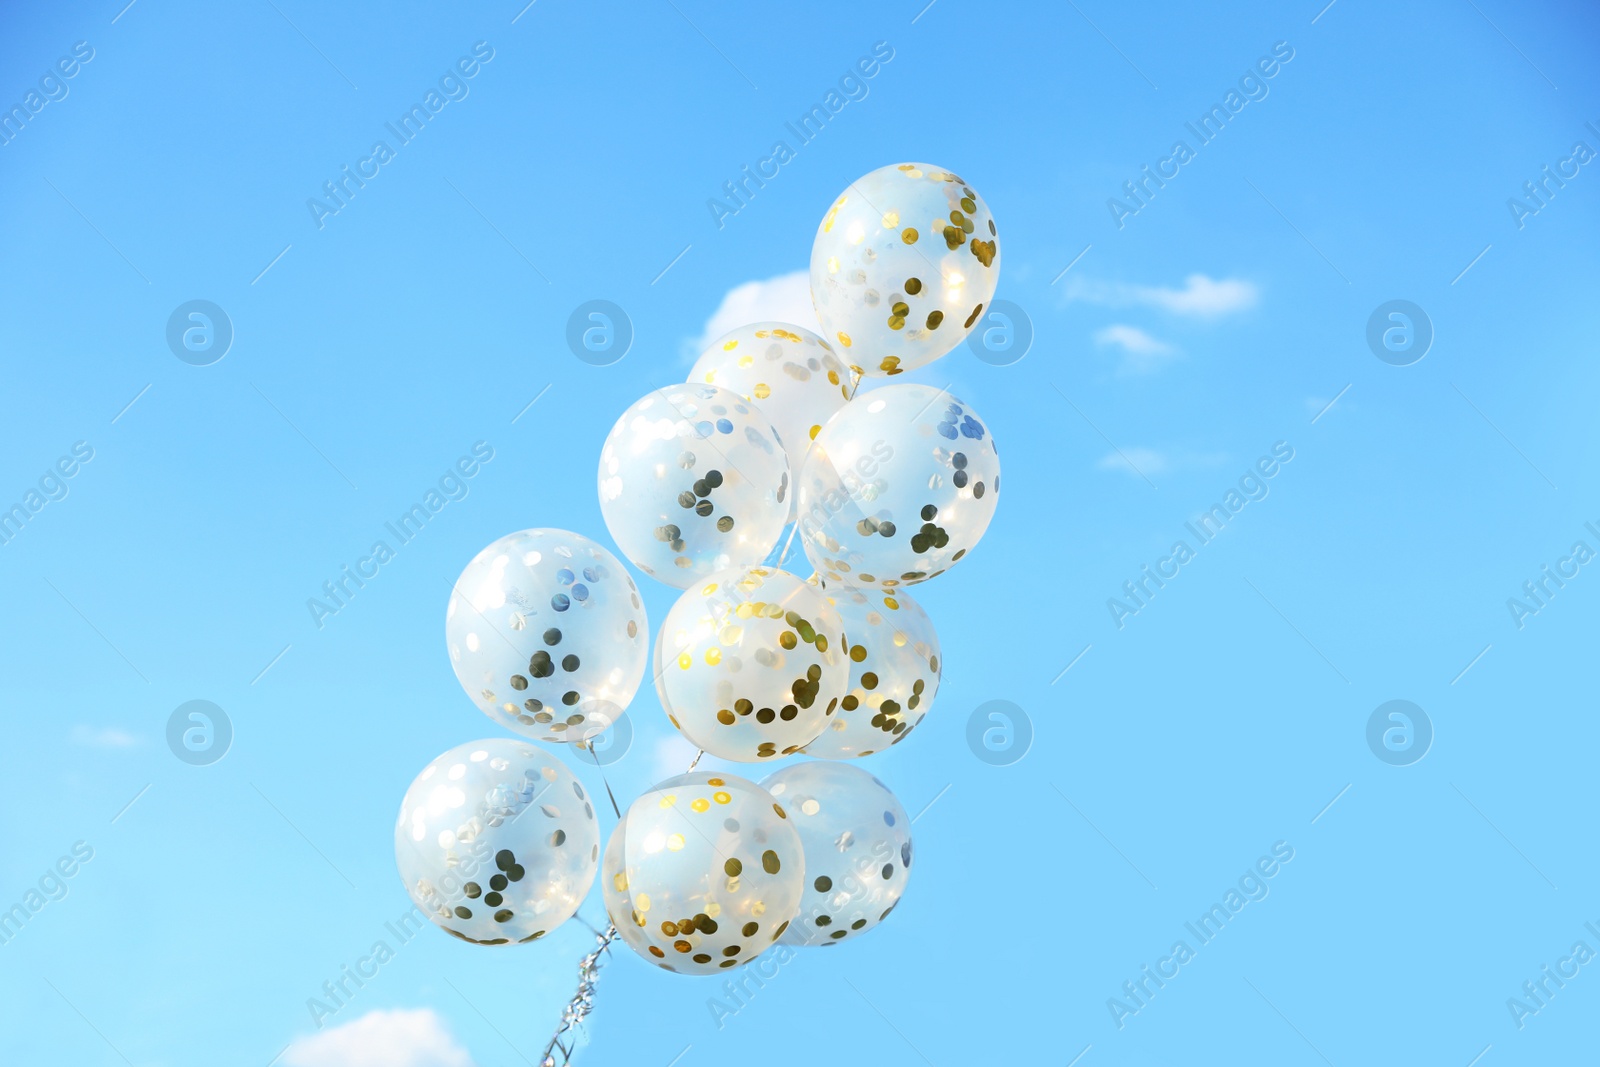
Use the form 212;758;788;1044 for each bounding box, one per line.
901;228;918;244
713;791;732;805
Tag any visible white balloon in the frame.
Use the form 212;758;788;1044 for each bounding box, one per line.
394;738;600;945
688;322;857;506
598;384;789;589
602;772;804;975
804;582;940;759
798;383;1000;589
654;566;848;762
446;529;647;743
761;762;912;947
810;162;1001;377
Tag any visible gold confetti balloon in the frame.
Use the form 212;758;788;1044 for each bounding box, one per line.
761;762;912;947
394;739;600;946
446;529;647;744
810;163;1001;377
798;383;1000;590
804;582;940;759
654;566;849;762
688;323;857;512
602;772;804;975
598;384;790;589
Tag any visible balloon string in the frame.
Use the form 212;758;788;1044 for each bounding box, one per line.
541;746;706;1065
539;921;619;1067
778;370;862;568
776;520;801;567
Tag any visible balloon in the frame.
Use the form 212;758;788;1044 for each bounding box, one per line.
598;384;790;589
688;322;857;500
804;583;940;759
602;772;804;974
446;529;647;744
394;738;600;945
798;383;1000;589
810;162;1001;377
655;566;848;761
761;762;911;947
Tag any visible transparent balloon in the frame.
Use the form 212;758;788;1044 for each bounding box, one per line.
601;772;804;975
688;322;857;512
394;738;600;945
598;384;790;589
798;383;1000;590
761;762;911;947
804;582;940;759
655;567;848;762
446;529;647;744
810;162;1001;377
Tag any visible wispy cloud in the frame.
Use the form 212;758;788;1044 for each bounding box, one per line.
689;269;817;358
71;725;139;748
1066;273;1259;318
1093;324;1179;374
283;1009;475;1067
1097;448;1171;477
1096;448;1229;479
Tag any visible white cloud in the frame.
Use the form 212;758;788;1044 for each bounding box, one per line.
689;270;818;357
71;725;138;748
1066;273;1259;318
1094;324;1172;355
1096;448;1229;479
1097;448;1170;478
283;1009;475;1067
1093;324;1179;374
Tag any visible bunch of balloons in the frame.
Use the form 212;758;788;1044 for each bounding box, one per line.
395;163;1003;983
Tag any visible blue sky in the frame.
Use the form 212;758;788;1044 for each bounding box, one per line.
2;0;1598;1064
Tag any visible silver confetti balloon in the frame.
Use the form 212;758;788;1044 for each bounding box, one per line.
761;762;911;947
810;162;1001;377
601;772;804;975
798;383;1000;590
395;738;600;945
598;384;790;589
446;529;647;743
654;566;848;762
804;582;940;759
